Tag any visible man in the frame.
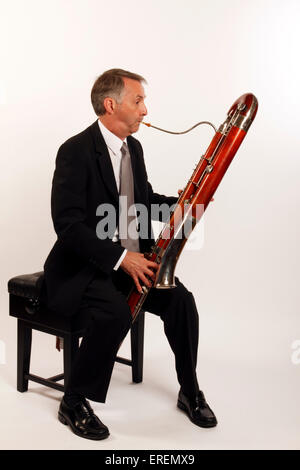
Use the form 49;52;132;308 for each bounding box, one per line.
43;69;217;440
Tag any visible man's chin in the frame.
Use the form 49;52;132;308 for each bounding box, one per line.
132;123;141;133
127;121;142;136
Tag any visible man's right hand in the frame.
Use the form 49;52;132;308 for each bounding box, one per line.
120;252;159;294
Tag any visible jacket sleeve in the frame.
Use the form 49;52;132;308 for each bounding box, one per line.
51;140;125;275
147;181;178;211
147;181;178;222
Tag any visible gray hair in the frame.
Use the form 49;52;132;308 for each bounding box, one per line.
91;68;146;116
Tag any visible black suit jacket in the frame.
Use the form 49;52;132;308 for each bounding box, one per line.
43;120;177;316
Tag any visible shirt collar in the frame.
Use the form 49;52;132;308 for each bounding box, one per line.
98;119;127;155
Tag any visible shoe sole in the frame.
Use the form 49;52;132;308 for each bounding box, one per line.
177;400;217;428
58;411;110;440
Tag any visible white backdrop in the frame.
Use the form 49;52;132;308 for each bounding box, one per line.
1;0;300;450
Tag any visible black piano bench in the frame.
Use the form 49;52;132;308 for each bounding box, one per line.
8;272;145;393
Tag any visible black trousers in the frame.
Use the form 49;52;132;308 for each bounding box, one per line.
65;269;200;403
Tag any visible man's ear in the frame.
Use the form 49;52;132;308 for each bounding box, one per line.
103;97;115;115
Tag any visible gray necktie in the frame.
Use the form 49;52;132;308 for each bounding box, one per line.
119;142;140;252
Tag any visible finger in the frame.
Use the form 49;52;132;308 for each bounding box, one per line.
149;270;157;283
147;261;159;271
148;270;157;281
133;275;143;293
139;273;152;288
144;267;156;280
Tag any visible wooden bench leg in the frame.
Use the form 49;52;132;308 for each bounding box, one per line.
17;319;32;392
63;335;80;391
131;311;145;383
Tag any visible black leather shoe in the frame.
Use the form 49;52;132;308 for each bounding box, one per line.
58;397;109;440
177;389;217;428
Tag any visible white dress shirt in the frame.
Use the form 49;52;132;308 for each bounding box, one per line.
97;119;128;270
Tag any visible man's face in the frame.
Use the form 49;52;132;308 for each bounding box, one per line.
113;77;147;137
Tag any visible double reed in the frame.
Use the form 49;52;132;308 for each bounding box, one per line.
128;93;258;322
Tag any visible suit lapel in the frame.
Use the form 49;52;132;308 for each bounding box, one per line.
90;120;119;205
90;120;144;207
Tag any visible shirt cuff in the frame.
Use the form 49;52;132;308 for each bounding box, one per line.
113;248;127;271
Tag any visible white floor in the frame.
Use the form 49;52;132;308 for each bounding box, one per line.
1;313;299;450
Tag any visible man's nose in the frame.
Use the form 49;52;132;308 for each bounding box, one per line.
141;103;147;116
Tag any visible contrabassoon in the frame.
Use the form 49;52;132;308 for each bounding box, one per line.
128;93;258;322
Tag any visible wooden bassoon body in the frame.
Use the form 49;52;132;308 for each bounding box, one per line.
128;93;258;322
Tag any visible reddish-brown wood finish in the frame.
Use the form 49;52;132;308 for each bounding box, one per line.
128;93;258;320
